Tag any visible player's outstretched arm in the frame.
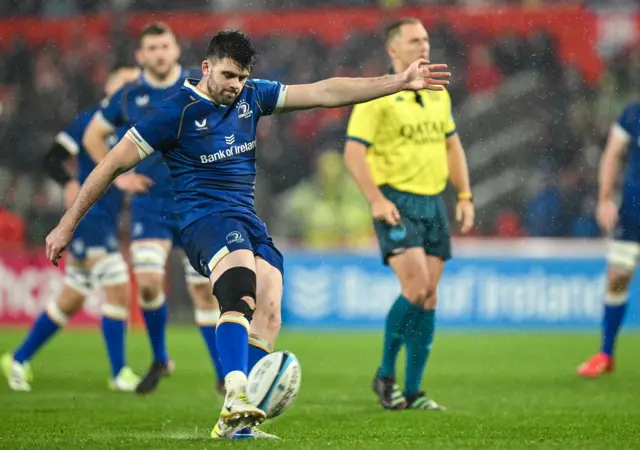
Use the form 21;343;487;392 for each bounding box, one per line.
45;138;147;266
597;125;629;233
279;59;449;113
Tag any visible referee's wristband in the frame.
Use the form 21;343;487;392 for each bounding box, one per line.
457;192;473;201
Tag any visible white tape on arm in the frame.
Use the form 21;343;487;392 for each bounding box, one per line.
125;127;156;160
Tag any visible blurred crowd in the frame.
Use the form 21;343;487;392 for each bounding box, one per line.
0;3;637;249
0;0;604;18
1;0;631;17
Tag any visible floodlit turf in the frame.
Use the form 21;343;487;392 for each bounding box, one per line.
1;327;640;449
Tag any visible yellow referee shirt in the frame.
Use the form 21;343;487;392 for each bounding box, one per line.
346;88;456;196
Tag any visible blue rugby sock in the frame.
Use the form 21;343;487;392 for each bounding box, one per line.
216;315;249;376
601;293;628;357
404;309;435;396
141;294;169;364
101;304;128;378
14;305;67;364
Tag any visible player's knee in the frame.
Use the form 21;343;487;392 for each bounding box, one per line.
139;285;162;303
608;271;632;294
46;301;75;327
56;288;86;317
403;281;435;305
137;280;163;303
103;285;130;309
213;267;257;322
90;253;130;290
423;292;438;310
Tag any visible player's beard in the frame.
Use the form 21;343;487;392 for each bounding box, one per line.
147;60;174;81
207;77;238;105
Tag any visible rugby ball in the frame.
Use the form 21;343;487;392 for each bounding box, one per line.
246;351;301;418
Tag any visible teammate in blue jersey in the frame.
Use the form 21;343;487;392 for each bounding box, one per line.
83;23;225;394
45;30;450;438
1;65;146;392
578;102;640;377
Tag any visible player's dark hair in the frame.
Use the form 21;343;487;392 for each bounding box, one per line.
138;22;173;46
206;30;257;71
384;18;422;43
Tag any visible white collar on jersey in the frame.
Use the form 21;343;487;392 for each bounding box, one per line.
141;65;183;89
183;79;227;107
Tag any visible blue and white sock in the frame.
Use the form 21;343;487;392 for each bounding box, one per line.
216;315;249;377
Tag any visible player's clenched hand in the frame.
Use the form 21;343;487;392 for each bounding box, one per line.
597;199;618;233
114;172;153;194
371;197;401;226
45;221;74;266
456;200;475;234
403;59;450;92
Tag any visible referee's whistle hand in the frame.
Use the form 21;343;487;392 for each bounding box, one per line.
371;197;400;226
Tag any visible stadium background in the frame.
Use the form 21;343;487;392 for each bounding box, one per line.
0;0;639;329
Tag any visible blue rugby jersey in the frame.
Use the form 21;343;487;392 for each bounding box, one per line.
54;106;123;219
97;67;201;215
126;78;287;231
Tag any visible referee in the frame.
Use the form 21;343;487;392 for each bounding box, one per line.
344;17;474;411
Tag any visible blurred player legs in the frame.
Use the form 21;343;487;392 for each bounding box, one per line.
578;241;637;377
2;249;139;392
2;65;142;392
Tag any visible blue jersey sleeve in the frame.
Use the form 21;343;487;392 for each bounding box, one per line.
616;103;639;137
54;113;89;155
98;88;127;130
125;103;180;159
251;79;288;116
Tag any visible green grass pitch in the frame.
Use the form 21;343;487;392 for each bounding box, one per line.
1;327;640;449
